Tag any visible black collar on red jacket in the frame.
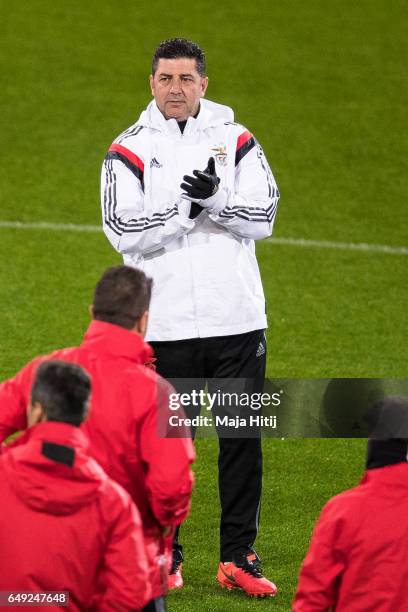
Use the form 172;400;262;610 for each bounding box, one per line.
365;396;408;469
366;438;408;470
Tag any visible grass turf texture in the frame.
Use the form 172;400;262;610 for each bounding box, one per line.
1;0;407;609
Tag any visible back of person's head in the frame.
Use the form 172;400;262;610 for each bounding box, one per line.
364;396;408;469
31;361;91;427
92;265;152;330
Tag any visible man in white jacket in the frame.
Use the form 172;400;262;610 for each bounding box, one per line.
101;38;279;598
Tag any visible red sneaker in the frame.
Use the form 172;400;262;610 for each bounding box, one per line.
217;551;277;598
168;559;183;590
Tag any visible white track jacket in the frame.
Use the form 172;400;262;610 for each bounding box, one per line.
101;99;280;341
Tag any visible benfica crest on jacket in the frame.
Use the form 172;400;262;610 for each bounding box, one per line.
212;143;228;166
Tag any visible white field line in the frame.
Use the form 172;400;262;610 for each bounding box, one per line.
1;220;407;256
264;236;408;256
0;220;101;233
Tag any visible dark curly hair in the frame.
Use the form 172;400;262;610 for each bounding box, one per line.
152;38;206;76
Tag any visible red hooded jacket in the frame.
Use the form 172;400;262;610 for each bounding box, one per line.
0;421;150;611
293;462;408;611
0;321;195;598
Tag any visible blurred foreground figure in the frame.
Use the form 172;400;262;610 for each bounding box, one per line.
0;266;195;612
0;361;151;611
293;396;408;611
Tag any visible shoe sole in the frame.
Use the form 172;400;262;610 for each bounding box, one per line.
168;576;184;590
218;580;276;597
219;582;241;591
169;585;183;590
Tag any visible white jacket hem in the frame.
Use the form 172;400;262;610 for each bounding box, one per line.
146;318;267;342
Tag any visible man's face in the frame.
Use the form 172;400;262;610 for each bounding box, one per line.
150;57;208;122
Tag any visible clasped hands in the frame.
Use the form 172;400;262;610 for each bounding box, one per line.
180;157;220;218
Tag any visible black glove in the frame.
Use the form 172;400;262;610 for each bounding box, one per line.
180;157;220;202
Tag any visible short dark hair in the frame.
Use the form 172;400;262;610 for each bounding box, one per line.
31;361;91;427
152;38;206;76
92;265;152;330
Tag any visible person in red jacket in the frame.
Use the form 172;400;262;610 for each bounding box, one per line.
293;396;408;612
0;360;151;611
0;265;195;611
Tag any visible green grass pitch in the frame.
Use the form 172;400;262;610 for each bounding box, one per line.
1;0;407;609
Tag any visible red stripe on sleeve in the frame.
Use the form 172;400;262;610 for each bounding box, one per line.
236;130;253;151
109;143;144;173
